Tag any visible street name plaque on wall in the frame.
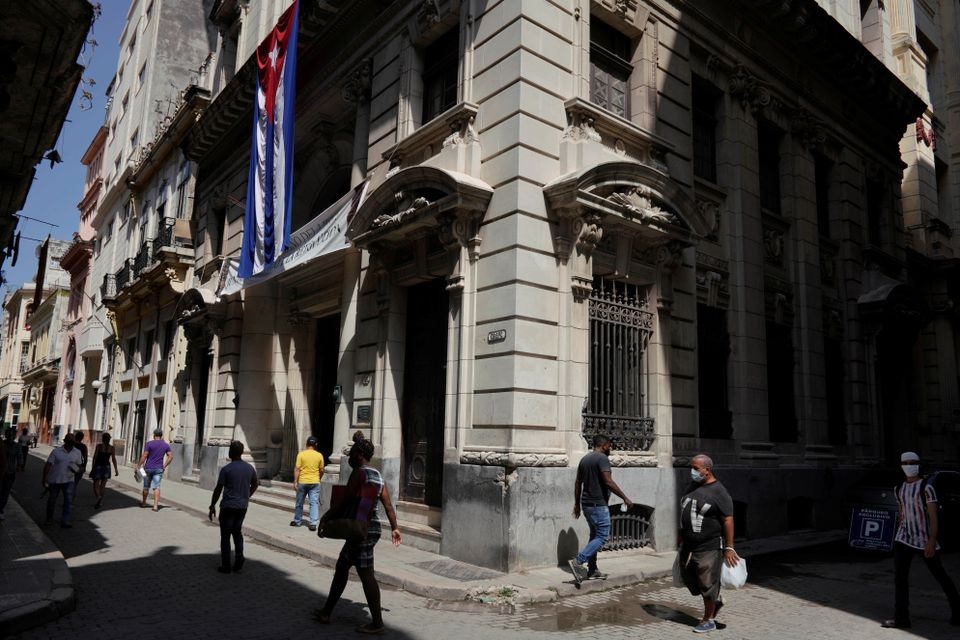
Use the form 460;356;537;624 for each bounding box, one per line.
356;404;371;423
487;329;507;344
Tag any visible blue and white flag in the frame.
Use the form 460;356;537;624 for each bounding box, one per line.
239;0;300;278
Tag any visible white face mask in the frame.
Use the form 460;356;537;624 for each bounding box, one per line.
902;464;919;478
691;468;704;483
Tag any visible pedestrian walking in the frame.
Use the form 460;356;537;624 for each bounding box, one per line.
209;440;259;574
17;427;30;471
314;432;401;635
0;427;18;521
568;434;633;584
72;431;88;496
677;454;739;633
881;451;960;629
290;435;324;531
90;432;119;509
137;428;173;511
42;433;84;528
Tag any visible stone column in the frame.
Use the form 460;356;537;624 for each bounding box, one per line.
331;60;372;475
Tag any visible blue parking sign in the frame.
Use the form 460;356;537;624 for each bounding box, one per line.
849;507;896;551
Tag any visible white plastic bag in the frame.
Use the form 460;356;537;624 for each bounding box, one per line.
720;557;747;589
134;467;146;482
672;551;685;587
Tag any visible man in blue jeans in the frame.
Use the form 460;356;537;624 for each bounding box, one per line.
569;434;633;584
290;435;324;531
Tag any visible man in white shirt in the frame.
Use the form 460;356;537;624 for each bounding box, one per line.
42;433;84;528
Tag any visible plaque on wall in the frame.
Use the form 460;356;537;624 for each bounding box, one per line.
356;404;371;423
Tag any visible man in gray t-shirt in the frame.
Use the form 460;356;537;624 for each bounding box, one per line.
568;434;633;584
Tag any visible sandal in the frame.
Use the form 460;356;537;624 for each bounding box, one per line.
312;609;331;624
355;624;385;635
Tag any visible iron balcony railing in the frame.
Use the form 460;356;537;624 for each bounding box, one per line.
100;273;117;300
133;241;153;275
152;217;176;254
115;258;133;290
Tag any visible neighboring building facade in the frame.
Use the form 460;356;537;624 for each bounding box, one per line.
90;0;218;463
22;286;71;444
0;285;36;434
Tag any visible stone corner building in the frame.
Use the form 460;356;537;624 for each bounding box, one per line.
98;0;958;572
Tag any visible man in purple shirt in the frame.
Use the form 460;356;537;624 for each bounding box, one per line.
138;429;173;511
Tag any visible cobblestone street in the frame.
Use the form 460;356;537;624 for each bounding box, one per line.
6;455;958;640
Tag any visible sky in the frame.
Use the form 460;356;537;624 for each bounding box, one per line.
1;2;127;297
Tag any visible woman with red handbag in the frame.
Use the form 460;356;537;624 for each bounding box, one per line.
314;432;401;635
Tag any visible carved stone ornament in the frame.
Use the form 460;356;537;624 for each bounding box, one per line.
341;59;372;104
697;198;721;241
792;108;827;151
459;451;569;467
562;108;601;143
575;213;605;254
608;453;658;467
695;253;730;308
763;228;784;266
634;240;684;269
419;0;442;27
442;114;479;149
607;186;678;225
206;438;235;447
372;191;432;229
728;63;772;115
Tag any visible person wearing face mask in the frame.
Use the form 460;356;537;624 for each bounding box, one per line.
678;454;739;634
568;434;634;584
881;451;960;629
41;432;84;528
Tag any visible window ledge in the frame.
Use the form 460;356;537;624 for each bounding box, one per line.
382;101;480;174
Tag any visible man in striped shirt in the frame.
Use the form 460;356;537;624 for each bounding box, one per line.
881;451;960;629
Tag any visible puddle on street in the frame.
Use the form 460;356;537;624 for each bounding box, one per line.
425;600;516;615
518;600;699;632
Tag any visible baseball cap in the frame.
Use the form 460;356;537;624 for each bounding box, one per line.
900;451;920;463
306;436;318;446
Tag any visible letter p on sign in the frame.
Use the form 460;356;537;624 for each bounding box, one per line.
862;519;882;538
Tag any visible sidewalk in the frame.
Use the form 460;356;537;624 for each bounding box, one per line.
1;445;847;634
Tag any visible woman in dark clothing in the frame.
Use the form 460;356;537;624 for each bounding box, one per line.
314;432;401;635
90;432;119;508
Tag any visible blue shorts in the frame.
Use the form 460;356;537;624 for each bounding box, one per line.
143;469;163;490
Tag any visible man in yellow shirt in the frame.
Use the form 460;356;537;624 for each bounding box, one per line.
291;435;324;531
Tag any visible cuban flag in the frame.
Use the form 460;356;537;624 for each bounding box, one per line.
239;0;300;278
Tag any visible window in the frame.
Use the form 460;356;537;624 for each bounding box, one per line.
590;19;632;118
10;402;20;428
824;335;846;445
936;157;951;222
758;120;782;213
126;337;138;371
421;29;459;123
175;161;190;219
130;128;139;155
120;200;131;226
692;76;720;183
127;32;136;60
866;178;884;246
697;304;731;438
146;1;154;21
120;92;129;118
814;155;832;237
19;342;29;373
213;207;227;256
141;330;154;365
766;321;797;442
103;215;114;245
138;63;146;91
162;320;176;359
583;277;655;451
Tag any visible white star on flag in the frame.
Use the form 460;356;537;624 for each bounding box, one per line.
268;44;280;69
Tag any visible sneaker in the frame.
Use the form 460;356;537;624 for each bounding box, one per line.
881;619;911;629
693;620;717;633
307;524;317;532
586;569;608;580
567;559;587;585
289;521;302;527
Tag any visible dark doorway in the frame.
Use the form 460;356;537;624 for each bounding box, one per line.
132;400;147;463
313;313;341;461
192;347;211;470
400;279;448;506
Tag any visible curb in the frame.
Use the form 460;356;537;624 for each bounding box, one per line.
0;501;76;638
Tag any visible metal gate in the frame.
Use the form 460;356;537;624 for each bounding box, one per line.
583;277;656;451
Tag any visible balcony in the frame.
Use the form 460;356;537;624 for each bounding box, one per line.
105;217;193;312
100;273;116;302
21;356;61;385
